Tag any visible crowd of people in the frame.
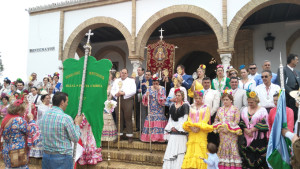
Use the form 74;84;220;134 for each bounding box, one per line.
0;53;300;169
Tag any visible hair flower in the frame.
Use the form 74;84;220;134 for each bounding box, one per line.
239;65;246;70
199;64;206;70
13;99;23;106
217;64;224;69
174;88;181;95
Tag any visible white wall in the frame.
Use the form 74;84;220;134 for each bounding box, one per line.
227;0;250;26
27;12;60;82
290;38;300;70
136;0;223;36
251;20;300;73
63;1;132;46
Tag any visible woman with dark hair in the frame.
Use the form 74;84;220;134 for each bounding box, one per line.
213;92;242;169
102;71;117;142
238;66;256;91
1;99;40;168
239;91;269;168
0;94;10;122
30;93;52;158
141;75;167;142
0;77;11;95
163;89;189;169
52;72;62;94
211;65;231;94
38;76;53;94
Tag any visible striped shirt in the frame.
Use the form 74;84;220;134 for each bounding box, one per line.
40;106;80;155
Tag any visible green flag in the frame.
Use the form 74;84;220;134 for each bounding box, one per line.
62;56;112;147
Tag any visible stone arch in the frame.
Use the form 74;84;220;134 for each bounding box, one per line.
286;29;300;56
94;46;126;67
136;5;223;61
63;17;132;61
228;0;300;48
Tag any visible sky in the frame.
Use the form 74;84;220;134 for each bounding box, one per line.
0;0;66;83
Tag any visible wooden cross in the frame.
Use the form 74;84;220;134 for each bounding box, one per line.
86;29;94;44
159;28;164;40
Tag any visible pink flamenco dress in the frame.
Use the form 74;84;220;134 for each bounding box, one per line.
213;105;242;169
140;86;168;142
78;115;103;165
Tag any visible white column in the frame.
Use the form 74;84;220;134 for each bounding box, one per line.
220;53;232;77
131;60;142;75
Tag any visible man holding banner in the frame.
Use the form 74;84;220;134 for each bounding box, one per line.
111;68;136;143
41;92;83;169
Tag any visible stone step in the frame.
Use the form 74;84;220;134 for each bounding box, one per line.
101;148;164;166
102;140;167;152
77;161;162;169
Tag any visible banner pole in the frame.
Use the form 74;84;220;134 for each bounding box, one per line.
146;82;152;153
139;82;142;137
117;81;123;151
73;29;93;165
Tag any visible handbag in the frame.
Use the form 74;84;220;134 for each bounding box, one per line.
7;125;29;167
9;148;28;167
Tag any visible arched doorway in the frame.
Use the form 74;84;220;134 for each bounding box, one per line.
63;17;131;61
178;51;217;79
229;2;300;72
136;5;223;64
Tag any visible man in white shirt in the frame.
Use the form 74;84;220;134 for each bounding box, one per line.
111;68;136;143
229;77;247;110
202;77;220;147
255;70;280;112
202;77;220;118
26;72;40;90
248;63;259;80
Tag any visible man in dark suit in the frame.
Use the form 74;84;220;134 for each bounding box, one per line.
171;65;193;91
137;70;152;132
160;70;172;118
135;67;144;131
278;54;299;122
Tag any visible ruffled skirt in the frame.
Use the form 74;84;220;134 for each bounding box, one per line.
101;113;117;141
163;134;187;169
141;114;167;142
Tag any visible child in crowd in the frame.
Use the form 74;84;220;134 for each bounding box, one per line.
200;143;219;169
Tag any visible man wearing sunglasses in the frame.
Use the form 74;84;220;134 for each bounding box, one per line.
248;63;258;80
255;70;280;113
254;60;279;86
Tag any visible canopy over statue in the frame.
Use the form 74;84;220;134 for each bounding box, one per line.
62;56;112;147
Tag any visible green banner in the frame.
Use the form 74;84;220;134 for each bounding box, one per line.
62;56;112;147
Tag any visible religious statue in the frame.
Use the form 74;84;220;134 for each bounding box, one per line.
154;47;166;61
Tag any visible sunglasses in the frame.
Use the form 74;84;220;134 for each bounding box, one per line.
249;67;257;70
230;72;237;75
261;75;269;79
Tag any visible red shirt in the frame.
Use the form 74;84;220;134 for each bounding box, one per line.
268;107;294;133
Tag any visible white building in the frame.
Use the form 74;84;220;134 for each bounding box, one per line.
26;0;300;79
